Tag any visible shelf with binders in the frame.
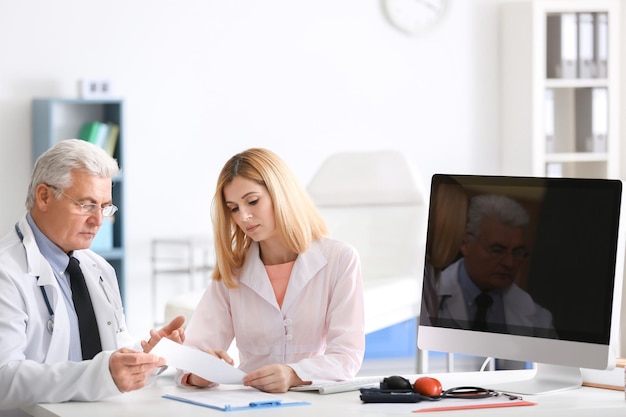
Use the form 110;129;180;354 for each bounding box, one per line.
32;98;127;300
546;11;608;81
542;85;610;179
499;0;620;180
544;86;608;154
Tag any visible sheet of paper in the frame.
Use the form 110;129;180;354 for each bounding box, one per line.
151;338;245;384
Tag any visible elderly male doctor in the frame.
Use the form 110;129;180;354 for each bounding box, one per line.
434;194;555;337
0;139;184;411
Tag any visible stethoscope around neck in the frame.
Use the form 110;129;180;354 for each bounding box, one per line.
15;223;55;335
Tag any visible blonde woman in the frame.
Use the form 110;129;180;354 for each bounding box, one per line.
177;148;365;393
421;178;468;323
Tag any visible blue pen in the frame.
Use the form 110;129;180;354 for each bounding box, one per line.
249;401;282;407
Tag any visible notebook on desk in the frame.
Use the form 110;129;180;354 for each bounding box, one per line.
290;376;382;394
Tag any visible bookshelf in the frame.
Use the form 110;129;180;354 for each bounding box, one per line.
31;98;126;300
499;0;620;179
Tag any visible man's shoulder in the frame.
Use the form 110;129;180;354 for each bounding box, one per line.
439;258;462;279
0;228;25;265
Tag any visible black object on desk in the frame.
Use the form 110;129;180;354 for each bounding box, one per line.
359;388;422;403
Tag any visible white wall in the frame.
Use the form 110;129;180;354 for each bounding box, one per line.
2;0;596;338
0;0;504;334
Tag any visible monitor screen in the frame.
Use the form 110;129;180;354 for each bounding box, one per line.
417;174;624;394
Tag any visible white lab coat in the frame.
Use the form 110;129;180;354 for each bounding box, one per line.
0;214;135;410
179;238;365;385
436;259;555;334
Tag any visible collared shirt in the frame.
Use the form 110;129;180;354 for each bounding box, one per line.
182;238;365;383
26;213;82;361
458;259;506;329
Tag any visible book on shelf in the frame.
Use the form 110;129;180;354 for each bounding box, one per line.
78;121;101;144
104;123;119;157
94;122;110;149
77;121;119;157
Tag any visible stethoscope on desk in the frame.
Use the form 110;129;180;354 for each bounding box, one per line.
15;223;55;335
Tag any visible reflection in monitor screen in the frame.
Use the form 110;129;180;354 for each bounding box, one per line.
418;174;624;395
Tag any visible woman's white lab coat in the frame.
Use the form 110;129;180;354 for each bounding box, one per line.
179;237;365;385
0;214;135;410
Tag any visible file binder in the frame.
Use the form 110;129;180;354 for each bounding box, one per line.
577;13;595;78
595;12;608;78
591;87;608;152
575;87;608;152
163;389;310;412
546;13;578;78
544;89;555;153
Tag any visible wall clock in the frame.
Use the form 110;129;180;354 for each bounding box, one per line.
381;0;449;36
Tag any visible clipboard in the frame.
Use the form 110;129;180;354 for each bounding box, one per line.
163;388;310;412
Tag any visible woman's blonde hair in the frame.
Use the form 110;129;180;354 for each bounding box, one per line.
211;148;328;288
428;180;468;271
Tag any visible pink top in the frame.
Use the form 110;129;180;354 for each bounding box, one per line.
265;261;295;308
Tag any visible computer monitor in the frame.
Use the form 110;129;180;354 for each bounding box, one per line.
418;174;624;395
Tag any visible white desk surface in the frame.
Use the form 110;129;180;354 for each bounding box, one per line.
22;369;626;417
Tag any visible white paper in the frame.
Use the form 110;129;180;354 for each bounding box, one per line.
151;338;246;384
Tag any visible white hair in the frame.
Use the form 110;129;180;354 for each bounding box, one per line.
466;194;529;237
26;139;120;209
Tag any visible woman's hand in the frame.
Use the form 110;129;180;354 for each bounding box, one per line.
141;315;186;353
183;349;234;387
243;364;304;393
205;349;235;365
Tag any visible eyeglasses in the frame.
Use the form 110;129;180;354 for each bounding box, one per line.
469;235;529;261
48;185;118;217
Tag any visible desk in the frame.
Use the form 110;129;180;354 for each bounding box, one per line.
22;370;626;417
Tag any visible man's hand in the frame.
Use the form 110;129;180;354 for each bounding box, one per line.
243;364;304;393
109;348;166;392
141;315;185;353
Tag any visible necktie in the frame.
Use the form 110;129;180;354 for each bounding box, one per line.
67;256;102;360
472;292;493;331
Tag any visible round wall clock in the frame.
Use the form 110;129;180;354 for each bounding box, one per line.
381;0;449;36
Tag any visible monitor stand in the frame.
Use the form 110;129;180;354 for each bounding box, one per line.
485;363;583;395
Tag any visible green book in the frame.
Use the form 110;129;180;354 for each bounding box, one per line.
78;121;101;143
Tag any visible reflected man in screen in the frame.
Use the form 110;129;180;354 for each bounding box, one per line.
434;194;556;337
